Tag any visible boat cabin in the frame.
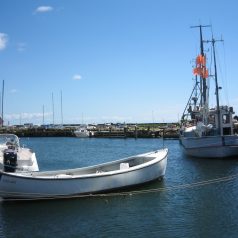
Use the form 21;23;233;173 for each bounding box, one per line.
182;105;235;137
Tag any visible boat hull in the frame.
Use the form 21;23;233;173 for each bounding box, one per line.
0;149;168;200
74;132;89;138
180;135;238;158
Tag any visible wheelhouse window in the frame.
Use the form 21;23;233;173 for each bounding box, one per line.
222;114;230;124
208;114;215;124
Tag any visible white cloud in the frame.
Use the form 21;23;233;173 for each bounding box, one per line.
5;112;56;125
0;33;8;50
5;112;52;121
35;6;53;13
73;74;82;80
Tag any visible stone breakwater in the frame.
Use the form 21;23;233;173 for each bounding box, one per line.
0;124;179;139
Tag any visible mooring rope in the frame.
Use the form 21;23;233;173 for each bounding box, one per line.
2;173;238;202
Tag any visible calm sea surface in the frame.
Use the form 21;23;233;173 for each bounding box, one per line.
1;137;238;238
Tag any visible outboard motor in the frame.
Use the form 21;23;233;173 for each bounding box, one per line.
3;149;17;172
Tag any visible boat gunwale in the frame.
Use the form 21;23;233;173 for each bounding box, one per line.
0;149;168;180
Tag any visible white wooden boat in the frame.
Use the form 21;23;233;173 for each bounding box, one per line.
0;148;168;200
180;25;238;158
0;134;39;172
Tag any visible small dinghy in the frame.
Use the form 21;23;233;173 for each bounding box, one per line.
0;148;168;200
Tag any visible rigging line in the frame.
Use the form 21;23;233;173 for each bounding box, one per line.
2;173;238;202
216;48;224;105
221;40;229;106
209;44;216;108
214;40;229;107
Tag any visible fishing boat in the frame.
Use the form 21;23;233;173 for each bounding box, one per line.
0;134;39;172
180;25;238;158
0;148;168;200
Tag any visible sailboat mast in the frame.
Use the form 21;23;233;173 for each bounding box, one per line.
43;105;45;125
1;80;4;127
60;90;63;125
52;92;54;125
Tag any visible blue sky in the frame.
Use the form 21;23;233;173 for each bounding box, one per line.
0;0;238;125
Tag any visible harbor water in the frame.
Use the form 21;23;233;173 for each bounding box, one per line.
1;137;238;238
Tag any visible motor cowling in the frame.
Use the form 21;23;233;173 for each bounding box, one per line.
3;149;17;172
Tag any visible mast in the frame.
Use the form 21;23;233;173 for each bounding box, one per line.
205;36;223;135
212;38;221;135
60;90;63;125
191;25;210;107
43;105;45;125
199;26;206;106
52;92;54;125
194;75;198;107
212;38;220;118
